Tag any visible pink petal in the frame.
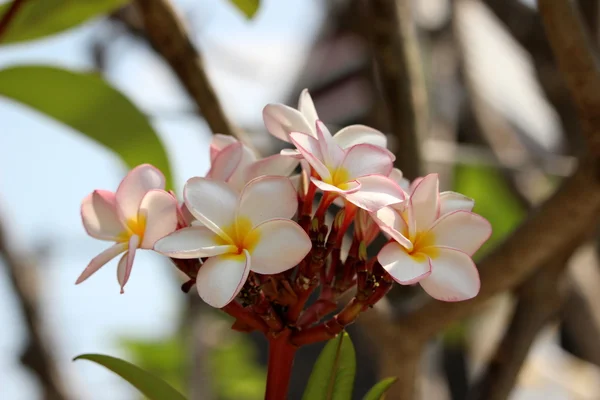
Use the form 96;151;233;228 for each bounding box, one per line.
117;237;139;293
389;168;410;191
409;173;440;231
184;178;237;239
280;148;303;158
289;132;331;181
311;178;361;194
206;142;243;182
246;154;299;183
377;242;431;284
298;89;319;128
237;176;298;227
315;120;345;168
420;247;480;301
247;219;311;274
196;250;251;308
116;164;166;221
210;134;238;162
263;104;314;142
439;191;474;215
81;190;126;240
228;145;258;191
372;206;412;250
154;226;236;258
427;211;492;255
138;190;178;249
340;143;394;179
343;175;406;212
75;242;128;284
332;125;388;149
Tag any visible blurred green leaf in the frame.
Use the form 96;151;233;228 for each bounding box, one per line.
362;377;398;400
302;332;356;400
74;353;187;400
227;0;260;18
0;0;128;45
0;65;173;188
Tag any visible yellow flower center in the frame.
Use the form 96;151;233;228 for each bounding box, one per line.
117;215;146;243
324;167;351;190
407;229;439;262
214;216;261;256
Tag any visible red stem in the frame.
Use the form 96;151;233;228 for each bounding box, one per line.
265;330;297;400
221;301;269;334
0;0;25;40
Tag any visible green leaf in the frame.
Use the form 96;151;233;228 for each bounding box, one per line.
0;65;173;188
227;0;260;18
73;353;187;400
0;0;128;45
302;331;356;400
362;377;398;400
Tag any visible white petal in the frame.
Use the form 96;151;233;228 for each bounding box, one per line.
427;211;492;255
206;142;243;182
372;206;412;249
116;164;165;220
311;178;361;194
228;145;258;191
154;226;236;258
289;132;331;181
298;89;319;128
378;242;431;284
263;104;314;142
340;144;394;179
332;125;388;149
315;120;345;169
210;134;238;162
248;219;311;274
237;176;298;227
184;178;237;239
420;247;480;301
389;168;410;191
343;175;405;212
439;191;474;215
409;173;440;231
138;190;178;248
81;190;126;240
117;236;139;292
196;250;251;308
246;154;299;183
75;242;128;284
280;148;304;158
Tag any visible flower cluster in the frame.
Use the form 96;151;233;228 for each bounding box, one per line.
78;89;491;344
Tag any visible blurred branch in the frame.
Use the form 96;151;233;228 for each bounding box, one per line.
0;0;25;40
132;0;253;146
0;216;72;400
366;0;427;180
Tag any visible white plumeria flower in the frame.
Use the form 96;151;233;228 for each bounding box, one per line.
373;174;492;301
154;176;312;308
290;120;405;212
263;89;388;155
208;134;299;191
78;164;178;292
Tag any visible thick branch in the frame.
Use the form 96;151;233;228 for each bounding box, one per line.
0;0;25;40
0;217;71;400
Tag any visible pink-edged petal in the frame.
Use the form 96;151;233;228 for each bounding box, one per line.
298;89;319;128
280;148;303;158
196;250;251;308
389;168;410;192
426;211;492;256
343;175;405;212
378;242;431;284
138;190;178;249
409;173;440;230
439;191;475;215
248;219;311;274
75;242;128;284
420;247;480;301
117;236;139;292
340;144;394;179
154;226;236;258
332;125;388;149
184;178;237;239
228;145;258;191
210;134;238;162
116;164;165;221
263;103;314;142
206;142;243;182
246;154;299;183
311;177;361;194
81;190;126;240
315;120;345;168
289;132;331;181
238;176;298;227
372;206;412;250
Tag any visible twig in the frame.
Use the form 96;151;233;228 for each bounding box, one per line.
366;0;427;180
0;215;71;400
0;0;25;40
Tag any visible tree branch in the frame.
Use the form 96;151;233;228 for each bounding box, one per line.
0;0;25;41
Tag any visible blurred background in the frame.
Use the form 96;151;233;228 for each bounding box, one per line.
1;0;599;399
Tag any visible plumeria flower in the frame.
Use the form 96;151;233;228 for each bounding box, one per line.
78;164;178;292
263;89;387;155
290;120;405;212
373;174;492;301
154;176;312;308
208;134;299;192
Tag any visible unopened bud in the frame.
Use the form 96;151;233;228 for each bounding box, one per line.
358;241;368;261
334;209;346;230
